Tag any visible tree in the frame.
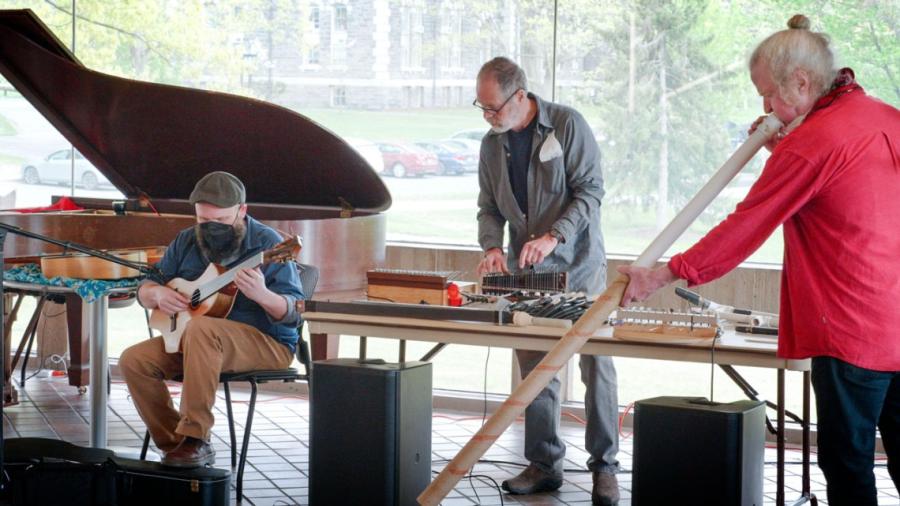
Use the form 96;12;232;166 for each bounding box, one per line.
2;0;307;99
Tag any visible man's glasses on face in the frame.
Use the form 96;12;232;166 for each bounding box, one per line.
473;88;522;115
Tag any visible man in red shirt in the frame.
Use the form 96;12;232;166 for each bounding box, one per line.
618;15;899;506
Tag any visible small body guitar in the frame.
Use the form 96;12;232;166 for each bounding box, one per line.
149;236;301;353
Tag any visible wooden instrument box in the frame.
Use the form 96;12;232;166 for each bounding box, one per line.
366;269;475;305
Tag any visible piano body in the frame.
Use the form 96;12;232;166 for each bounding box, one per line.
0;9;391;388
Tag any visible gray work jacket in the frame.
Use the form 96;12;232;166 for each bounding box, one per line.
476;93;606;293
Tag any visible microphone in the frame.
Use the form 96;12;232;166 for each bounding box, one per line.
674;287;731;312
674;287;778;327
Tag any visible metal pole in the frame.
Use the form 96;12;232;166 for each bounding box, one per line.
0;229;7;488
802;370;812;499
777;368;785;506
550;0;557;102
69;0;76;195
88;294;108;448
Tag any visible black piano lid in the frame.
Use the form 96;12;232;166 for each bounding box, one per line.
0;9;391;213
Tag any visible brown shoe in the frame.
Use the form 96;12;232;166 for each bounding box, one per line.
592;471;620;505
501;463;563;495
161;436;215;468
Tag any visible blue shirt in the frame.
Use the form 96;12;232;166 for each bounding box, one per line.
146;215;304;352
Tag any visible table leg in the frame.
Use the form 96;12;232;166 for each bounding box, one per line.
778;368;785;506
419;343;447;362
802;370;815;504
88;295;108;448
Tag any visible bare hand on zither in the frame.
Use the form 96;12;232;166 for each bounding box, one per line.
616;264;679;306
518;233;558;269
477;248;510;276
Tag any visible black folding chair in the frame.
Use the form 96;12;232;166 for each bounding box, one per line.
140;263;318;500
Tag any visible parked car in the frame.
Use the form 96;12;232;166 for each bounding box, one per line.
441;138;482;158
450;128;487;142
375;142;440;178
21;149;112;190
343;137;385;174
414;141;477;175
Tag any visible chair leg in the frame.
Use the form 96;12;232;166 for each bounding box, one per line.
140;430;151;460
299;338;312;373
236;380;258;502
19;320;39;387
224;382;237;469
12;296;45;387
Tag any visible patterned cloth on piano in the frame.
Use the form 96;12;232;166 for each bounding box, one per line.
3;263;140;301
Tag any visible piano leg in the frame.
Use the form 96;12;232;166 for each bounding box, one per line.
65;293;90;389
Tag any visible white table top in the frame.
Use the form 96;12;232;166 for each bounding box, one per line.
305;310;809;371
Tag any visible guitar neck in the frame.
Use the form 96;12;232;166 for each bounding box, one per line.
198;252;265;301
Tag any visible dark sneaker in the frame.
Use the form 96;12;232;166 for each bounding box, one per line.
161;436;216;468
592;471;620;505
501;463;563;495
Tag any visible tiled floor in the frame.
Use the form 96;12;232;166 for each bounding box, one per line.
2;375;897;506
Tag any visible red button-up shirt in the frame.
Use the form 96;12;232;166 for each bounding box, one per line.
669;83;900;371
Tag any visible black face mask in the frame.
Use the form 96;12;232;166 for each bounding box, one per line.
196;220;242;263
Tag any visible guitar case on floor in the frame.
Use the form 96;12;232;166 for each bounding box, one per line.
2;438;231;506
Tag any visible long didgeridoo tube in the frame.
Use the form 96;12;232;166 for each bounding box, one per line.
418;113;785;506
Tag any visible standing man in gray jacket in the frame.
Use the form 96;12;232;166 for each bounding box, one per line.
474;56;620;506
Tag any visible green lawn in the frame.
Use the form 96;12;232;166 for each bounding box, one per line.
0;111;16;136
0;152;24;166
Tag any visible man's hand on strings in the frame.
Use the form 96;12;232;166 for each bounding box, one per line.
235;267;270;303
477;248;510;276
149;285;190;316
518;233;558;269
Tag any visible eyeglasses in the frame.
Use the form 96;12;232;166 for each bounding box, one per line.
473;88;522;115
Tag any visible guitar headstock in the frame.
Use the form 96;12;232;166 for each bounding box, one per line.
264;235;303;264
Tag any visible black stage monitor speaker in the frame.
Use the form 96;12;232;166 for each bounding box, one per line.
632;396;766;506
310;359;432;506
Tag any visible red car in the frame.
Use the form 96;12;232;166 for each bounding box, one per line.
375;142;440;178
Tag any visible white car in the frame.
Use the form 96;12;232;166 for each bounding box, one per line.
343;137;385;174
21;149;112;190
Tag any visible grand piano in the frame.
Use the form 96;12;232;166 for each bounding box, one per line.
0;9;391;389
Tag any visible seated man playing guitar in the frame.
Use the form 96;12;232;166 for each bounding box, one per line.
120;171;304;468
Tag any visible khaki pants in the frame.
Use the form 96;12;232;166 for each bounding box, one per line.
119;316;294;452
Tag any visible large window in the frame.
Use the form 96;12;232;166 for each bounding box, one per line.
1;1;897;255
0;0;897;404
